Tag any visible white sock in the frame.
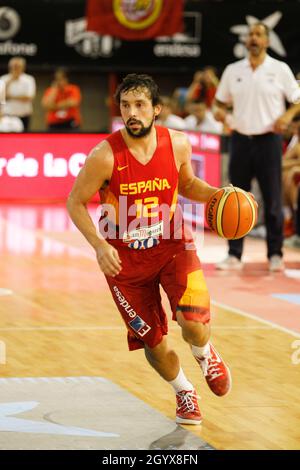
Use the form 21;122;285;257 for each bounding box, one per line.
191;343;210;359
168;367;194;393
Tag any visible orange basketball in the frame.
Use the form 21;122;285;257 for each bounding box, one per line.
205;186;258;240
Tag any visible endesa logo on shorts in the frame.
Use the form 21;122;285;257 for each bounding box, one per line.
113;286;151;337
128;316;150;335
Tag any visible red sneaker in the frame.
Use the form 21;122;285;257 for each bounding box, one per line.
195;343;232;397
176;389;202;425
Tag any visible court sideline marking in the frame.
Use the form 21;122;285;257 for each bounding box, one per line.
212;300;300;338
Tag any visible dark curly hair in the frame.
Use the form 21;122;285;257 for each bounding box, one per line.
114;73;161;106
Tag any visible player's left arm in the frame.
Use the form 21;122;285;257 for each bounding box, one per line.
171;130;218;203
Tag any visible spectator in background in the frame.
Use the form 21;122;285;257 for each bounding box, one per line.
156;96;186;130
0;77;23;132
172;67;219;118
214;23;300;272
282;120;300;236
186;67;219;108
184;99;223;134
42;68;81;132
172;87;189;118
0;57;36;131
284;187;300;248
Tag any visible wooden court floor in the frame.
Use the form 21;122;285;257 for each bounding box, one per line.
0;204;300;450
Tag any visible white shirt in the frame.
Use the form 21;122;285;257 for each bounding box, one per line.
0;115;24;132
0;73;36;117
216;54;300;135
184;110;223;134
156;114;186;130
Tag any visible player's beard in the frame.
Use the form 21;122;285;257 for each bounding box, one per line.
125;115;155;138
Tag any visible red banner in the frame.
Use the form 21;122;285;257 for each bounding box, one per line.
0;132;221;202
86;0;183;40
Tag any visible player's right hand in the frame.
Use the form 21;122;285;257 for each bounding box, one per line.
96;241;122;277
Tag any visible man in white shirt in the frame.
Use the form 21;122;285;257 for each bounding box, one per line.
214;23;300;272
1;57;36;131
156;96;186;130
0;77;23;132
185;99;223;134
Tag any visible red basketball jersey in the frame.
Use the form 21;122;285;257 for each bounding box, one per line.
99;126;182;249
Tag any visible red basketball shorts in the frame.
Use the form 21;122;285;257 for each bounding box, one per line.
105;240;210;351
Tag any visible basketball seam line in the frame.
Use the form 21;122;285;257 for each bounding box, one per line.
232;186;240;240
217;188;231;238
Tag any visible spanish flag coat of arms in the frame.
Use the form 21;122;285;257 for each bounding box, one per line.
86;0;183;40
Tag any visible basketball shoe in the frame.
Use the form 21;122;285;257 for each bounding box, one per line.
216;255;243;270
176;389;202;425
269;255;285;272
195;343;232;397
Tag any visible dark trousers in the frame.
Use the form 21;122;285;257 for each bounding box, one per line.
228;131;283;260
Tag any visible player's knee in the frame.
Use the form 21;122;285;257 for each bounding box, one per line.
144;337;169;362
177;310;205;329
177;311;210;342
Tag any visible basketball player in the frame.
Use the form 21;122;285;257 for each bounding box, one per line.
67;74;231;425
